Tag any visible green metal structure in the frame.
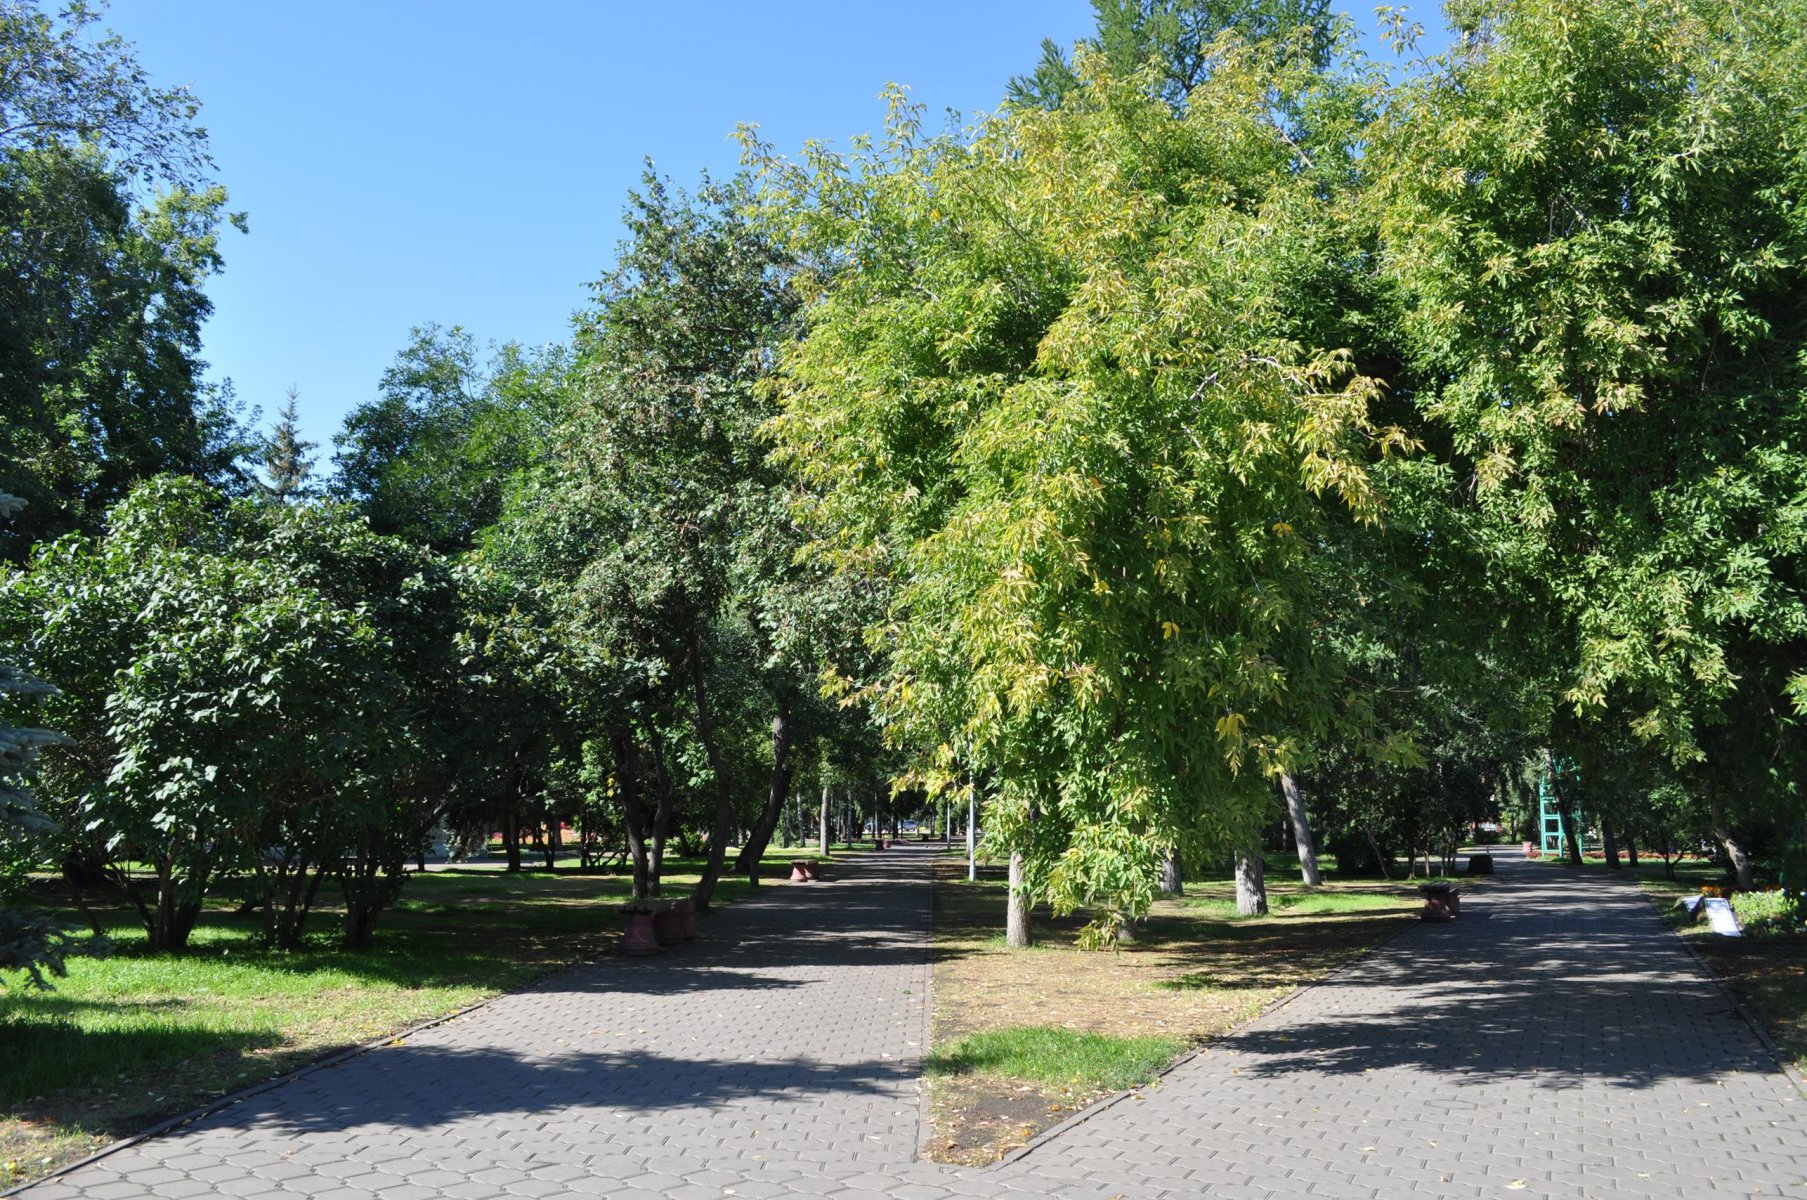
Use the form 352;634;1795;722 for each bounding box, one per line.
1538;766;1582;856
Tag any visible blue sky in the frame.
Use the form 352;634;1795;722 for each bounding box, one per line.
109;2;1436;460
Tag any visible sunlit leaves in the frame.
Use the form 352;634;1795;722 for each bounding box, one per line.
750;35;1386;930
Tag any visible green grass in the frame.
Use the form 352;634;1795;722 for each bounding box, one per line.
926;1026;1183;1092
1168;889;1416;921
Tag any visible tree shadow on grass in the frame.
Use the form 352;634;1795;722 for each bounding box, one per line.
0;1019;285;1121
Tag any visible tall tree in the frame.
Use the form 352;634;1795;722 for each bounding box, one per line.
0;2;249;559
333;325;565;553
0;491;85;986
1008;0;1334;111
1370;0;1807;848
750;26;1403;942
259;387;319;503
496;171;831;910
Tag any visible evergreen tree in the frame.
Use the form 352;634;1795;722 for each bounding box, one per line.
0;491;83;987
260;386;318;504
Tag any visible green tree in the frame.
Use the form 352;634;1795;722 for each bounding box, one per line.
333;325;565;553
1370;0;1807;860
493;170;864;909
1008;0;1334;111
258;386;319;504
750;33;1403;941
0;2;250;559
1;478;461;950
0;491;88;986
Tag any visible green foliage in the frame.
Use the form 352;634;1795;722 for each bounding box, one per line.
0;477;462;951
0;3;250;559
332;324;566;553
0;490;93;987
1371;0;1807;764
1008;0;1335;111
257;387;319;504
748;28;1405;935
0;0;210;179
1730;889;1804;937
489;169;872;907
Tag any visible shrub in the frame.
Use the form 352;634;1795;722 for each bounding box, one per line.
1730;889;1803;937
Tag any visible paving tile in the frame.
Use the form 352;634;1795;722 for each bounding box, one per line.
11;848;1805;1200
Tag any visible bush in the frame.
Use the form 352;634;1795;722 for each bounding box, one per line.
1730;888;1804;937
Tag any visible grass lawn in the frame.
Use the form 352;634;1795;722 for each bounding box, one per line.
0;843;842;1189
926;851;1437;1164
1531;853;1807;1076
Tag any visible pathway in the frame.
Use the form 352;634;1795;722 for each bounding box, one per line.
17;847;1807;1200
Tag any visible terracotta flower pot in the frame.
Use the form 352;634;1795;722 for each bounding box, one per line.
620;910;663;955
672;897;696;940
651;906;684;946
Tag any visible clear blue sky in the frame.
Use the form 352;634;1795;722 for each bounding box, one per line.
109;1;1437;459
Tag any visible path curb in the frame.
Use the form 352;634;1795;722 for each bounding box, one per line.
1630;879;1807;1099
986;881;1438;1170
1539;856;1807;1100
1;985;518;1199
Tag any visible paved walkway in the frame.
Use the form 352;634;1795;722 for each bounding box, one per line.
19;847;1807;1200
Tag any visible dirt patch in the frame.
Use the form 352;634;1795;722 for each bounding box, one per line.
1691;934;1807;1074
926;855;1421;1164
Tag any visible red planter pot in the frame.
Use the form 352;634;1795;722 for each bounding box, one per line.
651;907;684;946
621;911;663;955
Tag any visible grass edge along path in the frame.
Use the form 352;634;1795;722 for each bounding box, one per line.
1535;855;1807;1080
0;844;856;1191
925;850;1447;1165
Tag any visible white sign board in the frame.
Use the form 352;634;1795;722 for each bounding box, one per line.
1702;896;1742;937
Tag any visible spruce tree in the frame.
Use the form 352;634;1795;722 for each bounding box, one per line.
0;493;80;987
260;387;319;503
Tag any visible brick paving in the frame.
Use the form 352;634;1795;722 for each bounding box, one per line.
17;845;1807;1199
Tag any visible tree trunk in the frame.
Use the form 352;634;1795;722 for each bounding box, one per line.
648;724;674;889
63;865;107;937
734;693;795;885
818;781;830;856
1159;852;1184;897
1709;793;1755;890
1006;850;1031;948
1624;830;1639;868
1279;772;1322;886
503;807;522;872
1602;815;1621;870
685;624;738;912
612;728;651;900
1363;826;1393;880
1235;849;1268;916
